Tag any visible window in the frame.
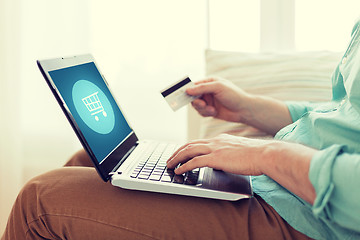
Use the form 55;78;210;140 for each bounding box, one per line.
295;0;360;51
208;0;260;52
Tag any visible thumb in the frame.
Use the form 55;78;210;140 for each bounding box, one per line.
186;82;221;96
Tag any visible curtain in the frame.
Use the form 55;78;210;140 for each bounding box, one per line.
0;0;23;232
0;0;91;232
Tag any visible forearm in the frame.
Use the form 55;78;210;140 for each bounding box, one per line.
169;133;317;205
259;141;317;204
241;95;294;136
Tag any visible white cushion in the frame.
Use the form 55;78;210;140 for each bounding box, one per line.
196;49;342;139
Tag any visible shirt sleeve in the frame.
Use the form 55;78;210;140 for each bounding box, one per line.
285;101;323;122
309;145;360;232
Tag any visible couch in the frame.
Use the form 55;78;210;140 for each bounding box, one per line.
187;49;342;140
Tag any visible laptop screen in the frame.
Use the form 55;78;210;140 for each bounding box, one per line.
49;62;132;164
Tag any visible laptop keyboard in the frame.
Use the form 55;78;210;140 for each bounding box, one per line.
130;142;200;185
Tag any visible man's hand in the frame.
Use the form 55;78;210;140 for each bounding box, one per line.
167;134;317;204
186;77;251;123
187;77;293;135
167;134;265;176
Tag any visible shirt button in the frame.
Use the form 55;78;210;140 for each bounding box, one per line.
342;57;347;64
340;98;346;105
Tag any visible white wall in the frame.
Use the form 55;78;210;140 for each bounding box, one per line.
0;0;207;234
89;0;207;143
19;0;93;179
0;0;23;234
296;0;360;51
208;0;260;52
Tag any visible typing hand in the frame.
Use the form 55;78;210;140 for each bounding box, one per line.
166;134;266;176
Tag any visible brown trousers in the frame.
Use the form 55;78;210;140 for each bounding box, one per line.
1;150;311;240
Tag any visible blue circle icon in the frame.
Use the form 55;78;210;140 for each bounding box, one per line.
72;80;115;134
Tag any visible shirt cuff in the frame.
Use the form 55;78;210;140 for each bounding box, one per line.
285;101;325;122
309;144;344;219
285;101;311;122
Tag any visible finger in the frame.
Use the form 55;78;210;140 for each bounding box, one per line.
191;94;217;116
167;139;208;163
194;78;216;85
186;81;221;97
191;93;215;108
167;143;208;168
166;143;211;169
191;98;206;108
202;93;215;107
174;155;212;175
191;101;216;117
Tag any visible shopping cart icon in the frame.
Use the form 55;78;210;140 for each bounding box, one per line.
82;91;107;121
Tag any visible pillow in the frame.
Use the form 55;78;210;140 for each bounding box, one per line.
197;49;342;139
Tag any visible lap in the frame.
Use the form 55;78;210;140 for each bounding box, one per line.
10;150;311;240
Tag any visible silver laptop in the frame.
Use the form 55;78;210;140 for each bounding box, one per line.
37;54;253;201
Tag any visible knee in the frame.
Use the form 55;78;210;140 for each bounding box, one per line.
3;169;64;238
3;168;97;239
64;149;94;167
10;167;98;221
14;168;71;215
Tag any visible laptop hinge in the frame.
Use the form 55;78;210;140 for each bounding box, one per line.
109;144;138;176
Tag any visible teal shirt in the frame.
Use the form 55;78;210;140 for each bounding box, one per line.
252;20;360;240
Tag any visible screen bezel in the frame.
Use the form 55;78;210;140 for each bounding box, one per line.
37;54;138;181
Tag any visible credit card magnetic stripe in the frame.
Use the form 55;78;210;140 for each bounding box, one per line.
161;77;191;97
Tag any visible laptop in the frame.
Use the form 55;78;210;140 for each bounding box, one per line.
37;54;253;201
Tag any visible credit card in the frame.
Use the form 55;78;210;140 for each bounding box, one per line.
160;77;200;111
